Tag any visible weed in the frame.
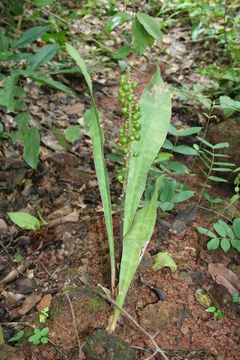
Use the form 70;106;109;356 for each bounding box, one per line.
206;306;223;319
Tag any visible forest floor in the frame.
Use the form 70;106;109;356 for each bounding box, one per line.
0;2;240;360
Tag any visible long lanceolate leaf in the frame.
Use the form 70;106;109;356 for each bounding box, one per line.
110;177;164;331
66;44;115;294
123;67;171;236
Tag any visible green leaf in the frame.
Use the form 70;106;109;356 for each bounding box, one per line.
115;45;132;59
230;194;239;205
28;334;40;344
208;175;228;183
178;127;202;136
173;145;197;155
162;139;173;150
231;239;240;252
13;25;50;49
51;127;67;151
168;124;178;136
8;212;40;230
23;127;40;169
41;337;48;344
66;44;115;292
163;161;190;174
196;136;213;149
197;227;216;238
152;251;177;272
8;330;24;342
172;190;195;203
40;327;49;336
0;75;19;112
14;253;23;262
34;0;55;6
131;18;154;56
207;237;220;250
65;125;81;143
159;201;174;211
213;142;229;149
112;177;163;330
29;73;74;96
206;306;216;313
213;222;227;237
221;238;230;252
218;219;234;240
136;13;162;41
203;192;222;204
105;12;131;33
123;67;171;236
233;218;240;239
29;44;59;70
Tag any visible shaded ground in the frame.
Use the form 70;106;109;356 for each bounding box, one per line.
0;2;240;359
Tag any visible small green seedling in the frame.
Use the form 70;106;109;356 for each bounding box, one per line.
206;306;223;319
8;210;48;231
233;293;240;304
39;307;49;323
28;327;49;345
8;330;24;347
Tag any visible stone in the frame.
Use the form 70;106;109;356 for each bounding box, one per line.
83;329;137;360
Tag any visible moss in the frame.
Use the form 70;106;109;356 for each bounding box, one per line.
89;296;103;312
49;295;63;321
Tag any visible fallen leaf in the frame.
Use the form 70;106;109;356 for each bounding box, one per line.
152;252;177;273
37;294;52;312
18;293;42;315
195;288;212;308
63;102;84;115
208;263;240;296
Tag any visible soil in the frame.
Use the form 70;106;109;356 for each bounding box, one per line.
0;2;240;360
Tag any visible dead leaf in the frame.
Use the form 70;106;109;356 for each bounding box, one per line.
48;209;79;228
0;263;29;285
18;293;42;315
63;102;84;115
37;294;52;312
208;263;240;296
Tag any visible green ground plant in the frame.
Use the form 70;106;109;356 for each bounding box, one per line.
206;306;223;319
198;218;240;253
66;44;171;331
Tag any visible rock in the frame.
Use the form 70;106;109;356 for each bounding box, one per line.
14;277;37;294
83;329;137;360
0;344;24;360
208;119;240;181
139;302;179;331
50;285;110;354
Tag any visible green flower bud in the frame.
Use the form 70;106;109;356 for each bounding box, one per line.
120;74;127;86
123;147;129;155
134;122;141;130
132;82;138;90
133;152;139;157
119;128;125;137
122;84;130;93
134;132;140;141
121;107;128;115
127;94;134;102
117;141;123;148
121;136;128;145
117;175;124;182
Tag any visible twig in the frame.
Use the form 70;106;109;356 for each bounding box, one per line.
65;293;82;359
197;205;233;222
97;289;168;360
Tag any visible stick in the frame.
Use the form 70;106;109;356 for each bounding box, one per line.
65;293;82;359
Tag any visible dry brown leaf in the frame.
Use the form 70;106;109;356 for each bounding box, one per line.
63;102;84;115
18;293;42;315
37;294;52;312
208;263;240;296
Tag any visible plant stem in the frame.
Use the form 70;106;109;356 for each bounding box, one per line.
198;147;215;205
